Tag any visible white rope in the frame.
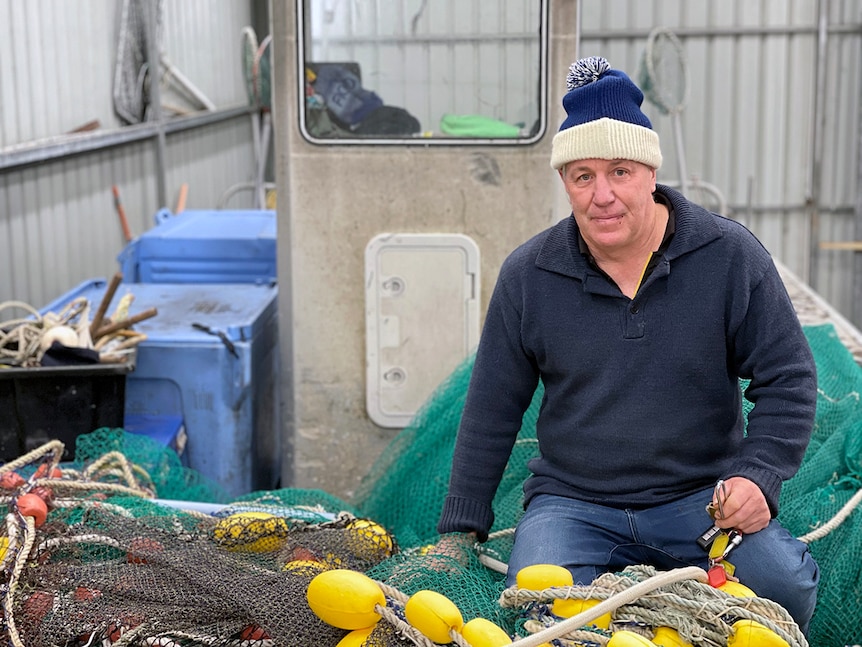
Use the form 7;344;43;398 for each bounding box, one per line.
4;516;37;647
0;297;92;365
797;486;862;543
477;552;508;574
507;567;707;647
0;440;64;475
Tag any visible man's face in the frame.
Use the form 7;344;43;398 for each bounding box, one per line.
559;159;658;257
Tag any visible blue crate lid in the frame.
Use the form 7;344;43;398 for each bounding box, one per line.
117;209;277;284
144;208;276;241
40;279;278;344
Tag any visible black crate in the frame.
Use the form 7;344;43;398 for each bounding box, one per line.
0;356;135;462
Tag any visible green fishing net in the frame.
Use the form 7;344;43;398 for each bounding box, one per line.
0;323;859;646
355;323;862;646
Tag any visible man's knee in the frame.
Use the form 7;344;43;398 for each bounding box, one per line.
730;528;819;633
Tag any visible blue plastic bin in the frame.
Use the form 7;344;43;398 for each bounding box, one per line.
123;413;187;465
117;208;277;284
40;279;281;497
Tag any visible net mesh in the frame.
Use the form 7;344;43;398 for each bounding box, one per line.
242;27;272;111
355;323;862;645
638;27;688;115
1;323;860;646
241;27;259;108
113;0;164;125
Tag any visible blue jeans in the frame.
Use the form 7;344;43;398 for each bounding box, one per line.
506;490;819;635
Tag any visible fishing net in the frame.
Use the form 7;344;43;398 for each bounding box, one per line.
0;323;860;646
114;0;214;124
639;27;688;117
237;26;274;210
242;27;272;111
639;26;700;204
356;322;862;646
1;435;388;647
113;0;163;125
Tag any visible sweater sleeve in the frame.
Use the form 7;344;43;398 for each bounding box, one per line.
726;253;817;516
437;257;540;541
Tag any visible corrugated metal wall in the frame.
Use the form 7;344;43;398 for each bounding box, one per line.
577;0;862;324
0;2;117;144
0;0;264;313
2;0;861;328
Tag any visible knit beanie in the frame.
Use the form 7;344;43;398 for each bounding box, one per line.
550;56;662;171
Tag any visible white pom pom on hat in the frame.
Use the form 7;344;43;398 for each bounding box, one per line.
551;56;663;171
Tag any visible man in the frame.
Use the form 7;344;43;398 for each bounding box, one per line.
436;57;819;633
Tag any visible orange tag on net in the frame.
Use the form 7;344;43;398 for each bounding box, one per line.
707;565;728;588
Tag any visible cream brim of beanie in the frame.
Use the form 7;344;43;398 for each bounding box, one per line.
550;117;663;171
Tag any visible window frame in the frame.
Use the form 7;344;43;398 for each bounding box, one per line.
296;0;549;146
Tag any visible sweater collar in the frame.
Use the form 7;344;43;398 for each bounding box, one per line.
535;184;723;278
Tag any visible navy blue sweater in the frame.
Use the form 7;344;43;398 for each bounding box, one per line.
438;185;817;541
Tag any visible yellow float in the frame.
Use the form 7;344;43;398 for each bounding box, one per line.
306;569;385;630
717;581;757;598
345;518;395;558
336;626;376;647
727;620;790;647
281;559;331;577
459;617;512;647
515;564;574;590
651;626;693;647
403;589;464;644
515;564;610;627
607;630;658;646
212;511;289;553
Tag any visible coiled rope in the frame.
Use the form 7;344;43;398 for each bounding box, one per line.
474;481;862;642
1;441;158;647
500;564;807;647
0;298;91;366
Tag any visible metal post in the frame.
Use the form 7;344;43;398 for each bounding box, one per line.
147;0;168;209
807;0;829;288
855;59;862;329
272;0;296;487
574;0;582;61
673;113;689;196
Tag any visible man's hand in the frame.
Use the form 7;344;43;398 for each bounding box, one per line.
386;532;478;586
430;532;476;557
712;476;770;534
421;532;477;569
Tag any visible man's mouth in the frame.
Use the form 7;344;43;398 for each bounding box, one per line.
592;213;624;223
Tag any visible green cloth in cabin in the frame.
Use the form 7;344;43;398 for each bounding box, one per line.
439;113;521;138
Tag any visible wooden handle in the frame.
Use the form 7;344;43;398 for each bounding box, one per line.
89;272;124;337
94;307;158;340
175;183;189;213
113;185;133;243
819;241;862;251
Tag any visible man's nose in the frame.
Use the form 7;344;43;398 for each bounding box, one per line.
592;175;615;205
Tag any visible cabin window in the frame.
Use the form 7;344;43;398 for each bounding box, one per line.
297;0;547;145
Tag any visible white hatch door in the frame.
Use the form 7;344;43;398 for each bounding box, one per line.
365;233;480;428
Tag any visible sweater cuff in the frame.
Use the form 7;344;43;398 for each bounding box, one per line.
437;495;495;542
727;466;783;517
